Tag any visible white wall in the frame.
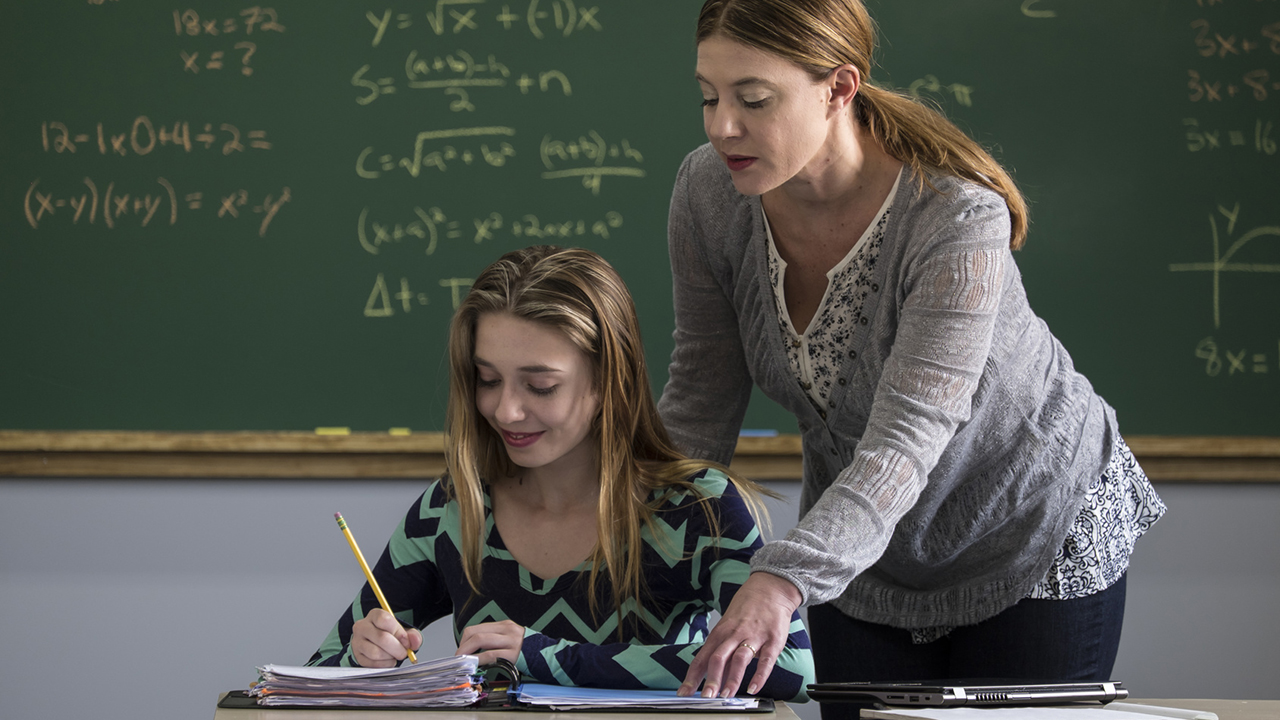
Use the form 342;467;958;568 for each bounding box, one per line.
0;478;1276;720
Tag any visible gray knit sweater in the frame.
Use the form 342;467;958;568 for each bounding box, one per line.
658;143;1117;629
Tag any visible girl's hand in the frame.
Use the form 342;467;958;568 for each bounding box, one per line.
455;619;526;665
351;608;423;667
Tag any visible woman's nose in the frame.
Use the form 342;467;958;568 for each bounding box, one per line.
706;105;742;142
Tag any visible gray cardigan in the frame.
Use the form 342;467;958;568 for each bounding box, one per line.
658;143;1117;629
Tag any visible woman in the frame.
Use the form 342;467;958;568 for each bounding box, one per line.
307;246;814;701
659;0;1165;710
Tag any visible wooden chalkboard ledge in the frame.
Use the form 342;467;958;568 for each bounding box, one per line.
1;431;1278;482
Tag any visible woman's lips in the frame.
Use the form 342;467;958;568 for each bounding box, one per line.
725;155;756;171
501;430;543;448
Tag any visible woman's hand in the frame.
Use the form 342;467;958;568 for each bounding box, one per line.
455;619;526;666
678;572;803;697
351;608;423;667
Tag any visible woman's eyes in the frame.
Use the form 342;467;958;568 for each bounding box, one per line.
700;96;769;109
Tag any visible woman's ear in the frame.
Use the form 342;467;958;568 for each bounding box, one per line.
828;64;860;112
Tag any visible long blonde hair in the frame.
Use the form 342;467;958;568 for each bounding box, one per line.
444;245;773;633
698;0;1029;249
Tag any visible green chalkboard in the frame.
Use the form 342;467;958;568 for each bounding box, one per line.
860;0;1280;437
1;1;1277;436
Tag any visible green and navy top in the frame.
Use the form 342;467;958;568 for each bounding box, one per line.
307;469;814;701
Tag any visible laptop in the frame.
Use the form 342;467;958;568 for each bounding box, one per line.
807;680;1128;707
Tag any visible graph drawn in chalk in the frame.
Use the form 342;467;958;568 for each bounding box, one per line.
1168;203;1280;329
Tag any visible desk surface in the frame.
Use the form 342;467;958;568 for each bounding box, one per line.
213;693;801;720
213;696;1279;720
1129;699;1280;720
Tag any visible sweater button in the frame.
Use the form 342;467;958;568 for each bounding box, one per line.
791;339;801;348
819;410;827;420
838;378;847;386
871;283;879;292
860;317;869;325
849;350;857;359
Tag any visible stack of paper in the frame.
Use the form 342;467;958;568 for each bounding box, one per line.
250;655;482;707
515;682;762;711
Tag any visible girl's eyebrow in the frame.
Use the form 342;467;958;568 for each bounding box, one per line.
474;357;564;374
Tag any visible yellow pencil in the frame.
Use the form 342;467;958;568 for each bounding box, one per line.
334;512;418;664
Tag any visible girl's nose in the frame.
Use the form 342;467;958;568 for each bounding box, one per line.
494;386;525;424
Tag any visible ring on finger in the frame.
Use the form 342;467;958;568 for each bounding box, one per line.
739;641;758;657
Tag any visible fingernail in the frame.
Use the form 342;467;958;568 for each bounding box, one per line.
702;686;716;698
748;684;759;695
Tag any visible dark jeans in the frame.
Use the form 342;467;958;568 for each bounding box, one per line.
808;574;1126;720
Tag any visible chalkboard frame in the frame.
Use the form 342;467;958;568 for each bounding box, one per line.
1;431;1277;482
5;2;1279;456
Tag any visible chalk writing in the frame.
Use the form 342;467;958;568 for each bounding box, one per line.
1021;0;1058;19
907;74;975;107
1168;203;1280;328
357;206;623;254
351;51;570;108
22;177;290;237
173;7;285;36
365;1;602;45
41;119;271;156
356;126;517;178
1183;117;1277;153
540;131;644;195
1190;18;1280;57
174;8;284;76
1195;337;1276;376
364;273;474;317
180;43;262;75
1187;68;1280;101
511;210;622;239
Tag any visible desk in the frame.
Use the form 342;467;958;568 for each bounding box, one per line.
1130;699;1280;720
213;693;802;720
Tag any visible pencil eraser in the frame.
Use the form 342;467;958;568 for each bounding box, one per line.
315;427;351;435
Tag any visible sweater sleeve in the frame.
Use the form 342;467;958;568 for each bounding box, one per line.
751;189;1011;607
516;476;814;701
657;151;754;465
306;482;455;666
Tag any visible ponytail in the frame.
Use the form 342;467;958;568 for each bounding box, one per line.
856;84;1028;249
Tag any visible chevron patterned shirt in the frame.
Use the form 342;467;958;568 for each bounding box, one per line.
307;469;814;701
